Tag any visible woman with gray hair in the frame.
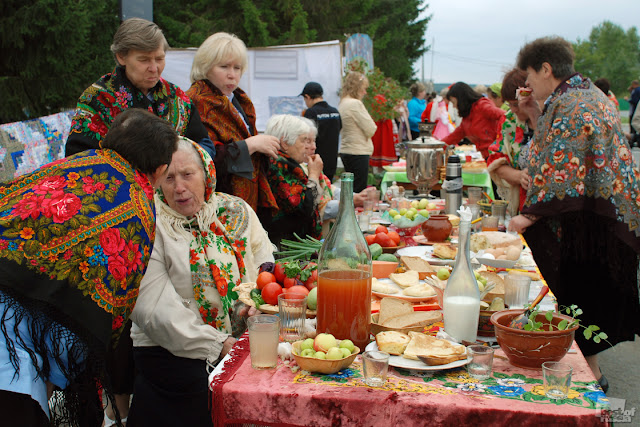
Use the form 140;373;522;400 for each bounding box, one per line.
259;114;324;248
66;17;215;159
187;32;280;212
128;138;273;426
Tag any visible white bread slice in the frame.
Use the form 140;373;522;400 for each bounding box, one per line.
402;284;437;298
478;271;505;302
402;332;466;362
371;278;399;294
382;311;442;328
389;270;420;288
378;297;413;325
476;231;521;249
375;331;411;355
400;256;436;280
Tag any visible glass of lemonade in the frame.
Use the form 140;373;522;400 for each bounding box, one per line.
247;315;280;369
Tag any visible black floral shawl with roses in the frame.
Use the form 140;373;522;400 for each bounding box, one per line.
261;152;322;248
0;149;156;423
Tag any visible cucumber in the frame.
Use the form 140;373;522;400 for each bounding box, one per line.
369;243;383;260
377;253;398;263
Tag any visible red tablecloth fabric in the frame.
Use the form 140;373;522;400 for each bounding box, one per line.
211;340;609;426
370;119;397;167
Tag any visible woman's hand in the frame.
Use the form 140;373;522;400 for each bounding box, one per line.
517;95;541;125
246;135;281;159
508;214;534;233
307;154;323;182
221;337;237;358
519;168;530;190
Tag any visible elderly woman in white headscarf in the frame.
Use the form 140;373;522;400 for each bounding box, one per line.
127;138;273;426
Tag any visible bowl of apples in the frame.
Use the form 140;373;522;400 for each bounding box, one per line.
292;333;360;374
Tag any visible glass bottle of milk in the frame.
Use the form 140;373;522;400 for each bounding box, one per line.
443;210;480;342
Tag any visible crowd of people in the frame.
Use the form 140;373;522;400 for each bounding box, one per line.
0;16;639;426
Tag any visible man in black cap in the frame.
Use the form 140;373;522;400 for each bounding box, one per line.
301;82;342;181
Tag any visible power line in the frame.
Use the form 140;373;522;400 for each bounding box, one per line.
431;50;512;68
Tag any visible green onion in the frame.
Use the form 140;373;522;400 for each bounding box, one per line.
276;233;322;261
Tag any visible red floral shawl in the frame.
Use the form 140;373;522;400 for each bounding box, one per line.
186;80;277;212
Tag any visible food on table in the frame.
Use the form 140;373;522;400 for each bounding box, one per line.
369;243;383;259
339;339;356;353
293;334;356;361
475;231;521;249
446;214;460;227
432;243;457;260
477;271;505;302
307;287;318;310
377;253;399;263
313;333;338;352
436;267;451;280
389;270;420;288
301;338;315;351
378;297;414;325
374;232;395;248
508;270;541;281
375;331;411;355
461;161;487;173
470;234;491;252
287;285;309;298
402;284;437;298
402;332;467;364
488;297;506;311
381;311;442;329
400;256;436;279
326;347;344;360
261;282;283;305
371;278;399;294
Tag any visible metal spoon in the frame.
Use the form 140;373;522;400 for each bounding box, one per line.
508;285;550;329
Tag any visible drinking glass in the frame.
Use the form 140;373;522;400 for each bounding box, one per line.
466;345;494;380
278;293;307;342
481;215;499;231
491;201;508;231
504;274;532;309
467;187;483;205
362;351;390;387
358;212;371;232
247;315;280;369
542;361;573;399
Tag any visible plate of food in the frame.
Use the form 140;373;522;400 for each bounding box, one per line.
371;273;438;303
396;245;457;266
235;282;317;318
366;332;469;371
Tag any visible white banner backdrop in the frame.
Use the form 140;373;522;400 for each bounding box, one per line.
163;40;343;132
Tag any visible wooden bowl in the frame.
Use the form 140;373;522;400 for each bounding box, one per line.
292;340;360;374
381;243;406;254
370;313;441;336
491;309;578;369
372;260;399;279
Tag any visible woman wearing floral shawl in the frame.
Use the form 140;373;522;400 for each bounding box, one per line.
259;115;325;249
128;138;273;426
0;109;177;425
509;37;640;393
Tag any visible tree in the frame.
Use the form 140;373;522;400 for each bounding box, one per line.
573;21;640;96
0;0;119;123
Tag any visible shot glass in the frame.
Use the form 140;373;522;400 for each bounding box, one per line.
504;274;532;309
362;350;390;387
277;293;307;342
363;199;375;214
466;345;494;380
247;315;280;369
481;215;499;231
542;361;573;399
358;212;372;232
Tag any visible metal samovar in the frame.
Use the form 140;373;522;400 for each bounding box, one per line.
405;137;447;198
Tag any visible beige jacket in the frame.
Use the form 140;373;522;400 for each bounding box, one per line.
338;96;377;156
131;200;274;363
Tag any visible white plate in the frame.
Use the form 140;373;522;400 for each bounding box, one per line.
396;246;456;266
371;278;438;303
365;342;470;371
383;165;406;172
475;257;517;269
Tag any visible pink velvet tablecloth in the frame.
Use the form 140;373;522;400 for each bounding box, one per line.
211;339;610;426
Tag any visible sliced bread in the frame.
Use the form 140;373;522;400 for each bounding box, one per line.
382;310;442;329
378;297;413;325
388;270;420;288
400;256;436;279
375;331;411;355
402;331;466;363
478;271;505;302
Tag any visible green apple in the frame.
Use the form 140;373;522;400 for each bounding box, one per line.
388;209;399;218
418;198;429;209
478;276;487;286
393;214;403;221
437;268;450;280
418;209;429;218
340;348;352;358
477;280;485;292
339;339;356;353
314;351;326;359
301;338;315;351
398;208;407;216
313;333;337;352
410;200;419;209
405;211;415;220
307;287;318;310
326;347;344;360
301;348;316;357
427;202;438;209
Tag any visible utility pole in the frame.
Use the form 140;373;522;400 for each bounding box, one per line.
430;37;434;84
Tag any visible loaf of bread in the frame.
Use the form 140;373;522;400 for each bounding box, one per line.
375;331;411;355
378;297;413;325
400;256;436;280
478;271;505;302
382;311;442;328
475;231;521;249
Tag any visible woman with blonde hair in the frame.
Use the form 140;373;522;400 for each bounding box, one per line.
338;72;377;192
187;32;280;212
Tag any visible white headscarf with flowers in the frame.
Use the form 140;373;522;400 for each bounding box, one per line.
155;138;249;332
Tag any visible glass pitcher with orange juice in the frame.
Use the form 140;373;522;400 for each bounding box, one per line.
316;173;372;350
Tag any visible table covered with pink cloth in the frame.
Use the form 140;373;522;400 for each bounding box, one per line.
211;339;610;426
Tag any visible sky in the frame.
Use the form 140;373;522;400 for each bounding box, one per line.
414;0;638;85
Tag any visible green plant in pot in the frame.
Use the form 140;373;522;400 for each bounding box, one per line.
490;306;608;369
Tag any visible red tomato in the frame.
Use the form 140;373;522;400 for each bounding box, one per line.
256;271;276;290
365;234;376;245
304;269;318;290
261;282;283;305
374;232;394;247
287;285;309;298
283;277;297;288
274;263;286;284
387;231;401;245
375;225;389;234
